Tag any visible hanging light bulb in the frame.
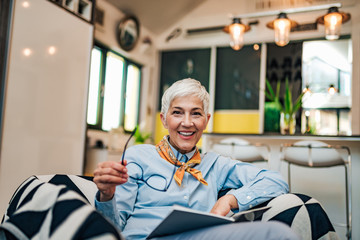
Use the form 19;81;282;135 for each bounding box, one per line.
266;13;298;47
274;16;291;47
316;7;351;40
303;84;311;94
328;84;337;95
223;18;250;51
302;84;311;101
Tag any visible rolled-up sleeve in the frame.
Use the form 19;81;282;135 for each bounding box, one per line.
95;191;122;227
94;176;139;230
217;156;289;211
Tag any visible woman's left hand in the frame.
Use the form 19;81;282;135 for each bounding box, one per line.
210;194;238;216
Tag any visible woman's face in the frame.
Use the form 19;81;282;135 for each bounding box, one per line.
160;95;210;154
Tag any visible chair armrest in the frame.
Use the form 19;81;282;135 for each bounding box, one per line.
35;174;98;206
260;193;339;240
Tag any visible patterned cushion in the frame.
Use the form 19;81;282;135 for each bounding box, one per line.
1;175;123;240
35;174;97;206
260;193;340;240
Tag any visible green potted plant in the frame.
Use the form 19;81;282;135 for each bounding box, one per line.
265;78;304;134
264;81;281;133
133;125;152;144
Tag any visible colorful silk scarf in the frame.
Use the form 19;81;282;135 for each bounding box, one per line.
156;136;208;186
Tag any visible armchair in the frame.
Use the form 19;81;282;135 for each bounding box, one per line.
0;175;123;240
1;174;339;240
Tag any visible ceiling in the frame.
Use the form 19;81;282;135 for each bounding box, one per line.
104;0;354;36
105;0;207;35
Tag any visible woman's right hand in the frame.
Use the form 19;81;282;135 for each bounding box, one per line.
93;160;129;202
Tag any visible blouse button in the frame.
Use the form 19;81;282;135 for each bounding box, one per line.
184;195;188;200
246;195;251;200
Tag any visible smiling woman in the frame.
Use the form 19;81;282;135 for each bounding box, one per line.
92;78;297;240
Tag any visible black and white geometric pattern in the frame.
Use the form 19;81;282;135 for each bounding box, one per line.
0;175;123;240
35;174;98;206
1;175;340;240
260;193;340;240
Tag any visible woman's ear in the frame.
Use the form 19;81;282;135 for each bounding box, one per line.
160;113;168;129
207;113;211;122
204;113;211;129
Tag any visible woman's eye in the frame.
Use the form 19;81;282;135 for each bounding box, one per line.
172;110;181;115
192;112;202;116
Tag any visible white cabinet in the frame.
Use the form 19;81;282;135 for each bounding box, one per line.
0;0;93;214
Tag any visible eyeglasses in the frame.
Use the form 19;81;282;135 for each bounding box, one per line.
121;126;137;165
121;127;176;192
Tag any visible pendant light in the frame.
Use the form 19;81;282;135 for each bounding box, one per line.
316;7;351;40
303;84;311;94
328;84;337;95
223;18;250;51
266;12;298;47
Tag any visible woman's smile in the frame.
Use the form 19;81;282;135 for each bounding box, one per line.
178;131;195;136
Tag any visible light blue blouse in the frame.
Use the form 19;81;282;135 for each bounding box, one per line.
95;143;288;240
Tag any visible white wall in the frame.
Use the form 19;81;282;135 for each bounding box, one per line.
0;1;93;215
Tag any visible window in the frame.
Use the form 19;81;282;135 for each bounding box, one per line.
301;38;352;135
158;46;262;135
216;45;261;110
159;49;211;110
86;44;141;132
265;38;352;135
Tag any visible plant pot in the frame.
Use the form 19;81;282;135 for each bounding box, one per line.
264;102;280;132
280;112;296;135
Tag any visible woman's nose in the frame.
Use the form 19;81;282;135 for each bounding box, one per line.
181;115;194;126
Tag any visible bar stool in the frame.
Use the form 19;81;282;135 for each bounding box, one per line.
280;140;352;240
210;137;270;167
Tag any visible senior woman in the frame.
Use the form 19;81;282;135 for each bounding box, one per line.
94;79;298;240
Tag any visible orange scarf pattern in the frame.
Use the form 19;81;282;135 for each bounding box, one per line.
156;136;208;186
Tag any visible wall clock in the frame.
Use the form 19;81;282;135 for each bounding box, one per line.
117;15;140;51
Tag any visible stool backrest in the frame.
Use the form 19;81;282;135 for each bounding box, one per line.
211;138;270;164
282;140;346;167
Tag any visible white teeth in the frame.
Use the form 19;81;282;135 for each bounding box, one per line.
179;132;193;136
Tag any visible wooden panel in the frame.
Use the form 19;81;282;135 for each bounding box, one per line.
212;110;260;133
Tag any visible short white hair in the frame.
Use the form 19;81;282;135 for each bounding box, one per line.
161;78;209;119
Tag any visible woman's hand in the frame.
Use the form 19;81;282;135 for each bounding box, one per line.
210;194;238;216
93;160;129;202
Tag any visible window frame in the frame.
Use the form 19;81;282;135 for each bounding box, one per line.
87;42;142;132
